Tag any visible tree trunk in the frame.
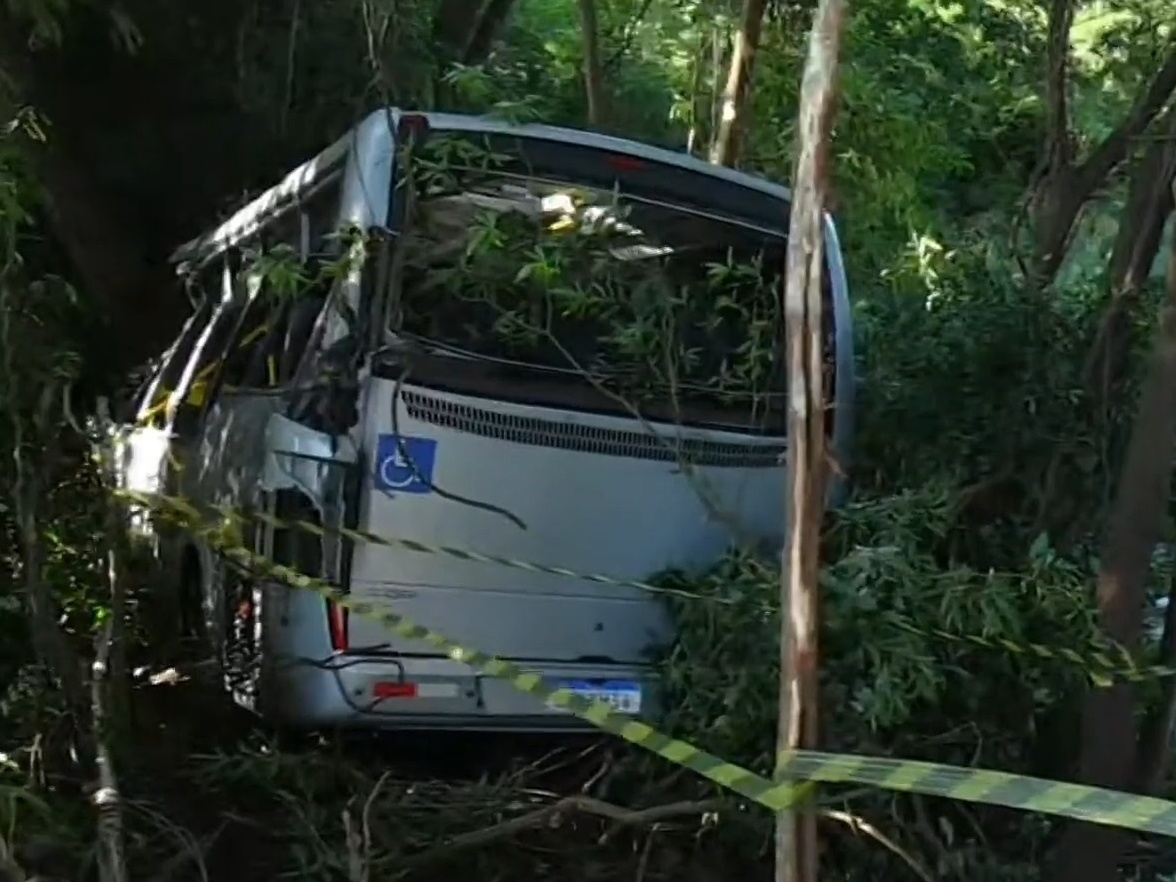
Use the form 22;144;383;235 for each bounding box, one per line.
1048;183;1176;882
434;0;518;66
777;1;846;881
1037;110;1176;544
1026;0;1176;292
710;0;768;167
576;0;606;127
0;15;177;368
37;144;177;366
1084;108;1176;400
2;0;522;373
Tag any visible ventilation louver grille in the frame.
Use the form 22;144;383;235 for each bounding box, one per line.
401;390;786;468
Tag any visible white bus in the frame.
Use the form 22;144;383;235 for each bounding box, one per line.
114;108;855;731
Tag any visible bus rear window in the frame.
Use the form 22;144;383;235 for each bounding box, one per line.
390;136;801;428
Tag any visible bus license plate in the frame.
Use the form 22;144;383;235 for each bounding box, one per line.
549;680;642;714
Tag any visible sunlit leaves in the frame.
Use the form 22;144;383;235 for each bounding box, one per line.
441;63;494;106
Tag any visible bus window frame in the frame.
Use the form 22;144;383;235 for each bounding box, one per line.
203;271;277;397
136;299;216;428
166;279;251;438
200;174;345;398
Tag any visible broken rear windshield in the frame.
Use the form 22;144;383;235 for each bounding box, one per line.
390;133;797;426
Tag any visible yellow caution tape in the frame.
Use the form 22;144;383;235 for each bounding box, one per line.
126;490;1176;836
884;616;1159;688
134;320;274;425
115;490;1172;688
113;490;727;604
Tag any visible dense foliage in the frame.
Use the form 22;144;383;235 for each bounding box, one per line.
2;0;1176;880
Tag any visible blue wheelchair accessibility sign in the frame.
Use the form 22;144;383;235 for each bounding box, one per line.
374;434;437;494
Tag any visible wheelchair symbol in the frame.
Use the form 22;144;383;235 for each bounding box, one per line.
374;434;437;494
379;448;416;489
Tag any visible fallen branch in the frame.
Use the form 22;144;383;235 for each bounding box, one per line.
404;795;724;866
126;798;214;882
819;809;934;882
342;770;389;882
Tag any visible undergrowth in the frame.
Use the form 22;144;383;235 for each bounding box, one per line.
1;233;1171;882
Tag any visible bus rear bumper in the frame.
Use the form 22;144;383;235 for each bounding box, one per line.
263;653;660;733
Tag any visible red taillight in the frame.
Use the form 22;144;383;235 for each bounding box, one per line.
397;113;430;142
606;154;646;172
373;681;417;699
326;601;349;651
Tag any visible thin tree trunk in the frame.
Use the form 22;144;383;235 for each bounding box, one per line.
686;26;709;154
97;398;130;719
92;620;127;882
1048;182;1176;882
709;24;725;144
577;0;606;127
776;1;847;881
13;386;87;718
710;0;768;167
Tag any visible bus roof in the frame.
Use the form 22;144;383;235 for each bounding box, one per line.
170;108;798;269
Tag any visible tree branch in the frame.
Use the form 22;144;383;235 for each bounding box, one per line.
1028;40;1176;291
1078;107;1176;414
461;0;518;65
820;809;934;882
603;0;654;71
404;795;724;866
1078;43;1176;188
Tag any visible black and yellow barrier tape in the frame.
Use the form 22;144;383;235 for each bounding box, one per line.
884;616;1160;688
135;321;276;425
114;489;727;605
116;489;1176;689
125;490;1176;836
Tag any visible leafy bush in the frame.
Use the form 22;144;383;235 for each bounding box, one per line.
640;231;1170;878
